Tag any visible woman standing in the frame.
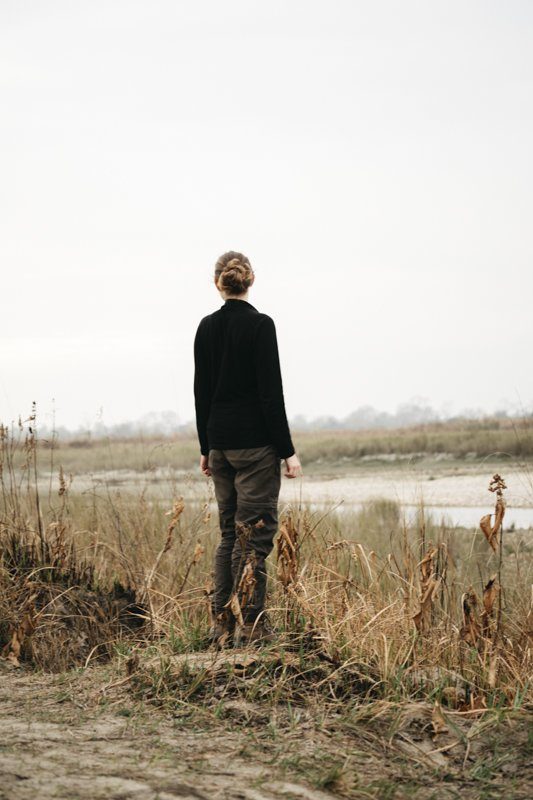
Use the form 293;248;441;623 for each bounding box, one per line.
193;251;302;647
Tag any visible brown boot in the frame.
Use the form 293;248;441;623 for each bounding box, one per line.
207;610;235;649
233;615;276;648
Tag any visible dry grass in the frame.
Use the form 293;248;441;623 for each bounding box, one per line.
295;415;533;462
25;414;533;477
1;415;532;718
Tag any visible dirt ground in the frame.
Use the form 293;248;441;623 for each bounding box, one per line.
56;461;533;510
1;659;532;800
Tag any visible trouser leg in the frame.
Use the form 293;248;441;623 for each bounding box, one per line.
224;445;281;623
231;502;278;622
208;449;237;617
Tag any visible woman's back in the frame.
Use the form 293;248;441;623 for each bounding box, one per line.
194;296;295;459
199;298;263;404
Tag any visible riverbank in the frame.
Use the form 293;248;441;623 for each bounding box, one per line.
35;457;533;529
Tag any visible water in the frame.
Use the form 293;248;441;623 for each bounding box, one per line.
412;504;532;530
298;501;533;530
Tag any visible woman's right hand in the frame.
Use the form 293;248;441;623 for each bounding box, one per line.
284;453;303;478
200;454;211;477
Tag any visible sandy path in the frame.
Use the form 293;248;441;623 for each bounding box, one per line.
0;665;334;800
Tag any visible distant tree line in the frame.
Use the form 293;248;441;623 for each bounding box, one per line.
19;402;532;442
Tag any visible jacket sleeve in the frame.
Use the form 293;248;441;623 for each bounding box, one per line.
193;321;211;456
254;315;295;460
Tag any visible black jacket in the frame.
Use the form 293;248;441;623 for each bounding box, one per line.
193;298;295;459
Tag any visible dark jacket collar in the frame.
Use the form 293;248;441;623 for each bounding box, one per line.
221;298;257;312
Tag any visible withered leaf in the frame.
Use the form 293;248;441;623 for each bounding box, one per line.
227;593;244;627
237;554;258;610
482;574;499;617
432;701;449;735
480;475;506;552
480;514;499;552
460;590;480;647
192;542;205;564
412;546;443;634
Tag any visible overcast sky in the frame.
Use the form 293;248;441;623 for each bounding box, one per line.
1;0;532;431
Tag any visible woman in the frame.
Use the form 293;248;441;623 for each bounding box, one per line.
193;250;302;647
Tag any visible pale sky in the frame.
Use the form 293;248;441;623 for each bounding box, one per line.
1;1;532;431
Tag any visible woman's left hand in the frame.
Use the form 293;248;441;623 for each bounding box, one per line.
200;455;211;477
284;453;303;478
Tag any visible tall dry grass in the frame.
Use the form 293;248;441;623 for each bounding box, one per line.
1;414;532;712
28;414;533;477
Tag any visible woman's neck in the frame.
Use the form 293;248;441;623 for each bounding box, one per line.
223;292;249;301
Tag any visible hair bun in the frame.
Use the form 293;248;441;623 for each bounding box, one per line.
215;251;254;295
223;258;247;274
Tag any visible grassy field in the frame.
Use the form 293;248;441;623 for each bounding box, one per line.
1;418;532;798
22;415;533;477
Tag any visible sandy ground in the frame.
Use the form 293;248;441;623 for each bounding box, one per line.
44;463;533;510
1;659;532;800
0;663;336;800
279;467;533;512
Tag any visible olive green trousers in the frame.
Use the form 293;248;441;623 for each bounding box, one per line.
208;445;281;623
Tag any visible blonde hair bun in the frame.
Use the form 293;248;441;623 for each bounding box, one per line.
215;251;254;295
